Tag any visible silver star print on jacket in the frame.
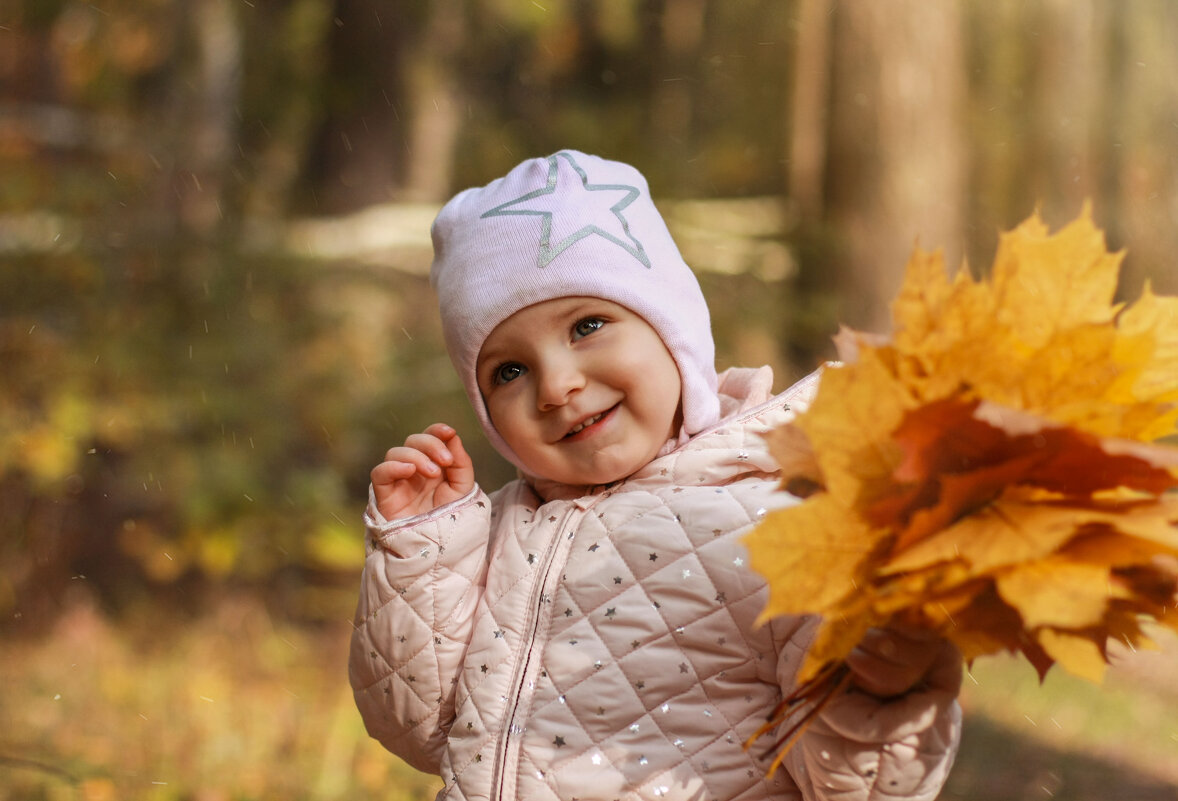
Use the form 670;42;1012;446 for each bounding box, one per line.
479;150;651;268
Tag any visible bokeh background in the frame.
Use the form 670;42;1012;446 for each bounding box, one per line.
2;1;1177;799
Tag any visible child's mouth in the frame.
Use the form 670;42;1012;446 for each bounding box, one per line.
564;405;617;439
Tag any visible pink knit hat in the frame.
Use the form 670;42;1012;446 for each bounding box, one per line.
429;150;720;470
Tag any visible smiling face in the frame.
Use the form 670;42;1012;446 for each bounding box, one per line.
476;297;683;486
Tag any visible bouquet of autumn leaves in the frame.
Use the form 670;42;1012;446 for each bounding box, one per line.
745;207;1178;764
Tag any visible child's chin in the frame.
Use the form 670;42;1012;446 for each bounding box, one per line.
529;444;656;486
536;461;631;487
577;460;645;487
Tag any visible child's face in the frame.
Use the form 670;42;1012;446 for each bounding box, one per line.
476;297;683;486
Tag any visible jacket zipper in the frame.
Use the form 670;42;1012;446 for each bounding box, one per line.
488;498;594;801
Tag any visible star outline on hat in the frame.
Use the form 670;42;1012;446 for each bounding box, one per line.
480;151;652;269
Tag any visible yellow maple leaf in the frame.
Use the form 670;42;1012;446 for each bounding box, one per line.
1036;628;1108;684
883;206;1176;440
750;493;881;622
790;348;915;507
988;206;1123;348
994;558;1115;630
1115;284;1178;438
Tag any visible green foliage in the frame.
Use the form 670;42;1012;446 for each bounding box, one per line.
0;236;484;618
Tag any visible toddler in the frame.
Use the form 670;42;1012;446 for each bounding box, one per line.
349;150;962;801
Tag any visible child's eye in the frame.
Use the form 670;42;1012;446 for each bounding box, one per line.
573;317;605;338
494;362;525;385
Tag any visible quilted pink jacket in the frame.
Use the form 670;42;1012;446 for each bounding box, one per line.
350;367;961;801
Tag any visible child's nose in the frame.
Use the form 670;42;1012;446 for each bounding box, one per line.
536;358;586;410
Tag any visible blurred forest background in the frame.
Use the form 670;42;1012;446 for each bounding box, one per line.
2;1;1178;799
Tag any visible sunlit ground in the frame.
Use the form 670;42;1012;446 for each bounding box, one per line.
2;592;1175;800
945;626;1178;801
0;593;444;801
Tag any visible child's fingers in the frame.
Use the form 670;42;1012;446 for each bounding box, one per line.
846;649;909;698
861;625;943;659
924;639;964;695
372;448;442;485
403;430;459;471
370;460;409;487
369;424;472;519
423;422;457;441
440;431;475;491
408;425;475;494
847;626;943;698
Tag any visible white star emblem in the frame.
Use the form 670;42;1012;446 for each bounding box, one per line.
480;151;650;268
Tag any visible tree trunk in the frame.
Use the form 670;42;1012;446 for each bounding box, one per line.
1031;0;1111;224
1108;0;1178;296
647;0;707;173
787;0;832;224
824;1;967;334
311;0;465;205
179;0;241;237
402;0;466;201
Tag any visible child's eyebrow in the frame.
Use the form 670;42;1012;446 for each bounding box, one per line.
564;299;613;318
476;345;507;368
476;337;520;374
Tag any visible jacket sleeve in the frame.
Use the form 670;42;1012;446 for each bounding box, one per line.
348;485;492;774
774;617;963;801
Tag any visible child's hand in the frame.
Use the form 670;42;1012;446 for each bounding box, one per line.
370;423;475;521
845;625;963;699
